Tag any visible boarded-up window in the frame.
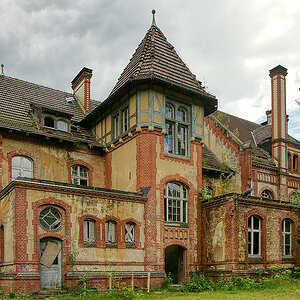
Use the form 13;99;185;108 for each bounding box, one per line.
40;241;61;267
125;222;136;248
83;219;95;245
105;221;116;245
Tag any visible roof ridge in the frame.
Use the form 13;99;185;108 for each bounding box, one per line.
216;110;262;128
1;75;72;96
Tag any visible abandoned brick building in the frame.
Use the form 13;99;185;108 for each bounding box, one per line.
0;11;299;293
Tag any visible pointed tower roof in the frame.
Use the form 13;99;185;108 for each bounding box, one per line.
81;10;217;127
109;10;212;99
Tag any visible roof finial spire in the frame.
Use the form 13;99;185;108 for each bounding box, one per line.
151;9;157;27
1;64;4;76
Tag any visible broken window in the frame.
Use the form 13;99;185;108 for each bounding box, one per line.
44;117;55;128
105;220;117;247
248;215;261;257
39;207;61;231
11;156;33;180
113;113;119;139
122;107;129;133
164;182;188;223
83;219;96;246
164;102;189;157
125;222;136;248
261;189;273;200
282;219;292;257
71;165;89;186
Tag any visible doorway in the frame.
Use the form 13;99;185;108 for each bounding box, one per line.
164;245;186;284
40;238;62;289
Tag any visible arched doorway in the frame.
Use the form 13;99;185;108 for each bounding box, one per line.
164;245;186;284
40;238;62;289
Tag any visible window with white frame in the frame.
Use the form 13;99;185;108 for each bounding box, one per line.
261;189;273;200
122;107;129;133
125;222;136;247
113;113;119;139
11;156;33;180
105;220;117;245
248;215;261;257
165;182;188;223
164;102;189;156
83;219;96;245
71;165;89;186
57;120;68;132
282;219;292;257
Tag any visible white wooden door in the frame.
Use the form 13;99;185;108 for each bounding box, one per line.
40;239;62;289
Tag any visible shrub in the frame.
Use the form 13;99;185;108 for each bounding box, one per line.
292;267;300;279
182;274;213;292
225;276;257;291
161;272;173;289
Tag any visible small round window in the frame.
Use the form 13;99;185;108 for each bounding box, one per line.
39;207;61;231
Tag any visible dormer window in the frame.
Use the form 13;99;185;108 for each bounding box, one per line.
43;116;69;132
44;117;55;128
57;120;68;132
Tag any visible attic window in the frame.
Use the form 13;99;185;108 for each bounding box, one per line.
43;116;69;132
57;120;68;132
44;117;55;128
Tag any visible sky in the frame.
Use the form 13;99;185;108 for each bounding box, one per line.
1;0;299;139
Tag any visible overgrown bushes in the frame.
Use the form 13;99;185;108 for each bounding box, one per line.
169;266;299;293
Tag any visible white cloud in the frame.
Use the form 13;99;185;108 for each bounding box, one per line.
0;0;299;140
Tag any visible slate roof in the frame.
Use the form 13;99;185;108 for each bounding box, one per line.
0;75;103;147
202;144;233;173
208;110;299;167
110;25;212;98
82;22;217;126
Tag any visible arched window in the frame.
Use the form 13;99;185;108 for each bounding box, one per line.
71;165;89;186
125;222;136;247
39;207;61;231
261;189;273;200
44;117;55;128
293;155;298;172
177;107;187;122
105;220;117;246
165;103;174;119
57;120;68;132
164;103;189;156
11;156;33;180
248;215;261;257
282;219;292;257
83;219;96;245
165;182;188;223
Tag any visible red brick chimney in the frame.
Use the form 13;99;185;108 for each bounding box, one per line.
71;67;93;112
269;65;288;169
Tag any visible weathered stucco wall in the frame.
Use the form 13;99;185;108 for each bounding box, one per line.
111;139;137;192
0;191;15;272
1;137;104;188
25;189;145;271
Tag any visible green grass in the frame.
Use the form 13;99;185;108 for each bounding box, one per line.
50;278;300;300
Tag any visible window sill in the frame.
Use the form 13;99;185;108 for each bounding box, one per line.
126;242;137;248
106;243;117;248
84;242;97;247
282;256;295;261
248;255;263;261
165;222;189;228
